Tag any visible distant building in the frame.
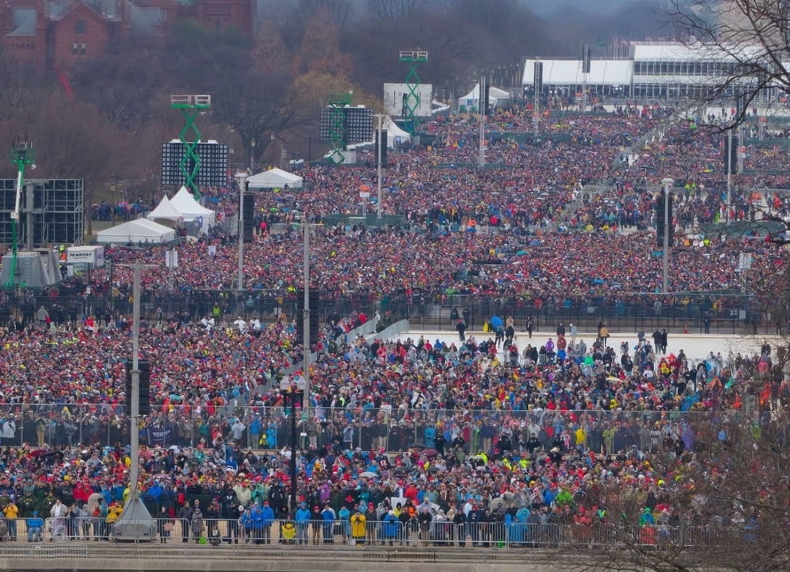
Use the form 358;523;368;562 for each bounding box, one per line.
523;41;779;102
0;0;253;72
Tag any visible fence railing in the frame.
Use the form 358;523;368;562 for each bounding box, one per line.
8;517;741;549
0;404;768;453
0;284;776;336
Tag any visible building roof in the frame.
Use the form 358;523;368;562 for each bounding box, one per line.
630;41;766;62
523;59;632;86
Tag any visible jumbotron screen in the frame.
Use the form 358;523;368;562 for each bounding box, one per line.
161;142;228;186
319;106;373;145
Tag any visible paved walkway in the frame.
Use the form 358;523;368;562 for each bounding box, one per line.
397;328;782;364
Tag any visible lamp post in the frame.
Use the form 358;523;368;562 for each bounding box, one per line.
661;177;674;294
478;73;486;167
373;114;385;219
280;376;305;516
235;172;247;291
271;133;286;170
302;219;310;418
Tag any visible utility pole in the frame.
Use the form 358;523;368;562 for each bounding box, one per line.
661;178;674;294
237;174;246;290
374;114;385;219
113;262;157;541
302;218;310;419
478;73;486;167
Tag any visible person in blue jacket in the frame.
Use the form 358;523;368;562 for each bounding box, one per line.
321;503;336;544
295;502;311;545
382;510;400;546
239;507;253;544
260;500;275;544
27;511;44;542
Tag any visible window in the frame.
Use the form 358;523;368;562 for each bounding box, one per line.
75;19;86;35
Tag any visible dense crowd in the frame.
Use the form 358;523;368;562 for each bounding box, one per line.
0;102;789;544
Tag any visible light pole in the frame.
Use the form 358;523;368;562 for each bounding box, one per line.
113;262;157;540
661;177;674;294
271;133;286;170
235;172;247;291
280;376;305;515
373;114;385;219
302;218;311;418
478;73;486;167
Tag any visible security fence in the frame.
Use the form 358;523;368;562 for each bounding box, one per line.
0;404;768;453
0;284;771;337
4;517;741;549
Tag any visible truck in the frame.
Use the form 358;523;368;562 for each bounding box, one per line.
66;245;105;268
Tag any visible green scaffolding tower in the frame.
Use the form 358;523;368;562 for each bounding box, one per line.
170;94;211;199
327;93;353;165
7;142;35;288
399;50;428;134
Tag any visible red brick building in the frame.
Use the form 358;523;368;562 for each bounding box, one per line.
0;0;253;72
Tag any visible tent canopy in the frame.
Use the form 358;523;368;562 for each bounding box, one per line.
97;219;175;244
147;195;184;223
381;115;410;147
170;187;216;234
246;168;304;190
460;83;511;111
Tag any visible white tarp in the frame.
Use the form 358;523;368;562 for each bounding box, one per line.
97;219;175;245
147;195;184;224
246;168;304;190
171;187;216;234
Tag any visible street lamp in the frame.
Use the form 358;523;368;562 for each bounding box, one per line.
235;172;247;291
280;376;306;516
661;177;674;294
372;114;386;219
271;133;286;170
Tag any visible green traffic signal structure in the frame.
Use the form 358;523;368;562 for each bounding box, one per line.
399;50;428;134
327;93;353;165
7;143;36;288
170;95;211;199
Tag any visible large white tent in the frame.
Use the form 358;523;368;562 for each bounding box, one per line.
147;195;184;226
97;219;175;244
459;83;512;111
246;168;304;190
381;115;410;147
170;187;216;234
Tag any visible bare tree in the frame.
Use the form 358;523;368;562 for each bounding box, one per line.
670;0;790;126
367;0;421;21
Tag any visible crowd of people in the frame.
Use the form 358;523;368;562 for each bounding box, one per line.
0;102;788;546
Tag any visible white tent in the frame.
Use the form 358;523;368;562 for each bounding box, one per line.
346;115;410;150
97;219;175;244
246;168;304;190
147;195;184;226
382;115;410;147
171;187;216;234
459;83;511;111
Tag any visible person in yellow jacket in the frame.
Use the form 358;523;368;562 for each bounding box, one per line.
350;510;367;545
105;501;123;535
3;500;18;540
